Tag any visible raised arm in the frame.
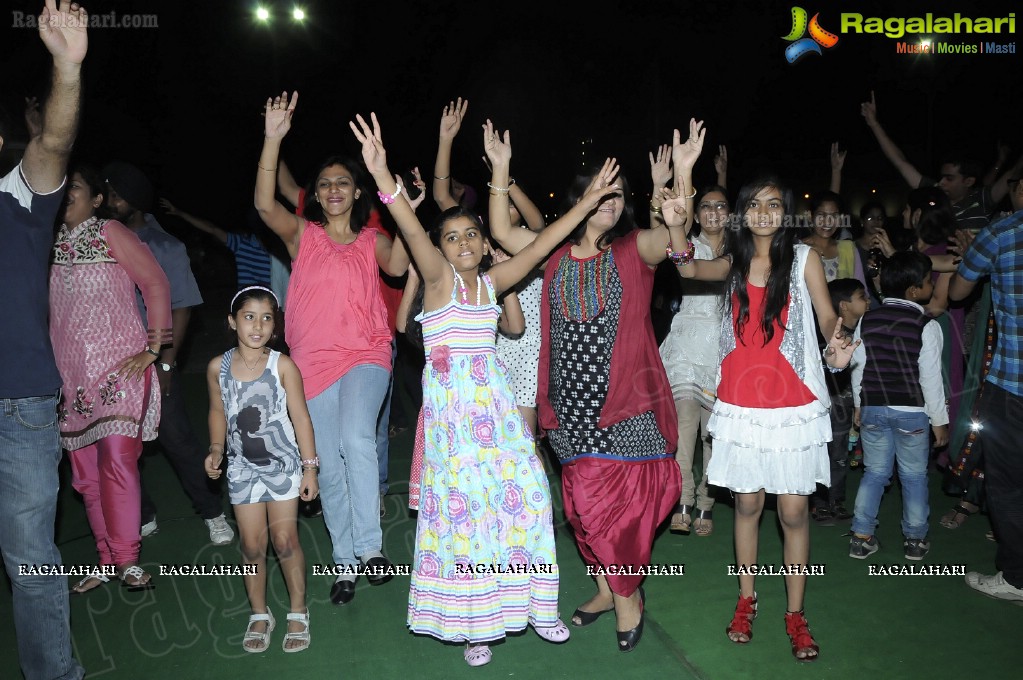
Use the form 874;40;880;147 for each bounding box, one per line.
255;91;304;258
488;155;623;294
830;142;846;194
714;144;728;190
805;253;858;370
159;199;228;244
636;120;705;266
509;184;545;232
485;121;538;255
861;91;924;189
277;158;302;209
351;113;449;289
22;0;88;193
432;98;468;210
648;143;672;227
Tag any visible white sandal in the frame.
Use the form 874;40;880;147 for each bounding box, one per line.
282;610;310;653
243;609;275;653
72;567;111;594
118;564;154;591
464;643;492;667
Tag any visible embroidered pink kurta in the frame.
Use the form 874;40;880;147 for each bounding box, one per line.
49;217;172;450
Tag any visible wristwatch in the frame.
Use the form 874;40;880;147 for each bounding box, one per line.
157;362;174;372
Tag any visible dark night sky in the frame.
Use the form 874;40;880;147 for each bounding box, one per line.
2;0;1021;230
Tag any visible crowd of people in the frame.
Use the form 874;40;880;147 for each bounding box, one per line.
4;2;1023;678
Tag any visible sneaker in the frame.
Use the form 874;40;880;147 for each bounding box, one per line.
206;514;235;545
903;538;930;561
965;571;1023;605
141;518;159;538
848;535;879;559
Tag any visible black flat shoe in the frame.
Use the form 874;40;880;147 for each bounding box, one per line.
571;605;614;627
617;587;645;653
363;555;394;586
330;577;356;605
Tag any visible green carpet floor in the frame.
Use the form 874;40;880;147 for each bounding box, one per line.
1;372;1017;680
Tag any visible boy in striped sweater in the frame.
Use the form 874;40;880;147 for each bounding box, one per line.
849;251;949;561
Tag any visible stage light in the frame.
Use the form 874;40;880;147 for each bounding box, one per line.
293;7;306;21
255;6;270;21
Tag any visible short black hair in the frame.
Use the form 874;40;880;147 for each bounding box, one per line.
880;251;932;299
828;277;865;312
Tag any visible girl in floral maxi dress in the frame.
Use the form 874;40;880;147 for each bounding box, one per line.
352;112;621;667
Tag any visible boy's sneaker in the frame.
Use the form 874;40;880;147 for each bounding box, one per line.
205;514;235;545
903;538;930;561
965;571;1023;606
141;518;159;538
849;535;879;559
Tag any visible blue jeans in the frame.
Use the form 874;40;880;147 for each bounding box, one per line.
375;340;397;496
852;406;931;540
0;394;84;680
308;365;389;567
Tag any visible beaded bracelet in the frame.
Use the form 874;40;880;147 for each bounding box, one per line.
665;239;696;266
301;457;320;468
377;183;403;204
486;182;510;193
822;346;846;373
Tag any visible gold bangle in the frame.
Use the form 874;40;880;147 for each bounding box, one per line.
683;187;697;199
433;174;450;181
649;205;662;214
257;163;277;172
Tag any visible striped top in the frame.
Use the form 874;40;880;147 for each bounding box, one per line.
226;232;272;286
416;270;499;357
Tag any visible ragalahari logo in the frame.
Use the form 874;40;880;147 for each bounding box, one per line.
782;7;839;63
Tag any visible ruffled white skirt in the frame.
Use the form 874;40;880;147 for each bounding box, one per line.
707;399;831;495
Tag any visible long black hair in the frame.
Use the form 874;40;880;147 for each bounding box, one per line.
302;155;371;230
561;170;636;251
405;206;493;349
727;176;797;346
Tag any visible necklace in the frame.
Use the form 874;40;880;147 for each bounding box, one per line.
238;348;267;372
452;270;482;306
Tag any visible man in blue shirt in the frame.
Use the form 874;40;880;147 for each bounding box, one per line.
104;163;234;546
0;3;87;678
951;176;1023;604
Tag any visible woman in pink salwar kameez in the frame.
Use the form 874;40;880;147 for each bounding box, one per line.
49;166;172;592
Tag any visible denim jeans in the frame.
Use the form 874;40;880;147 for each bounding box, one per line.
308;364;389;567
0;394;84;680
852;406;931;540
375;340;397;496
813;389;852;509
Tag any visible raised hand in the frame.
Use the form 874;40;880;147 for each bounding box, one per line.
24;96;42;138
659;187;689;228
350;112;388;177
491;247;511;264
158;198;179;216
38;0;88;66
439;97;469;141
403;168;428;211
830;142;847;172
576;157;621;212
714;144;728;177
649;144;672;188
482;119;511;167
672;118;707;170
860;90;878;126
264;91;298;140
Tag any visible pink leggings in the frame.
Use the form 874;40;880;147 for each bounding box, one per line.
70;432;145;566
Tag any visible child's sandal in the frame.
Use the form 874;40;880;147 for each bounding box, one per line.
464;643;492;667
242;609;275;653
282;609;310;653
784;610;819;662
726;592;757;643
670;504;693;534
533;617;571;643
